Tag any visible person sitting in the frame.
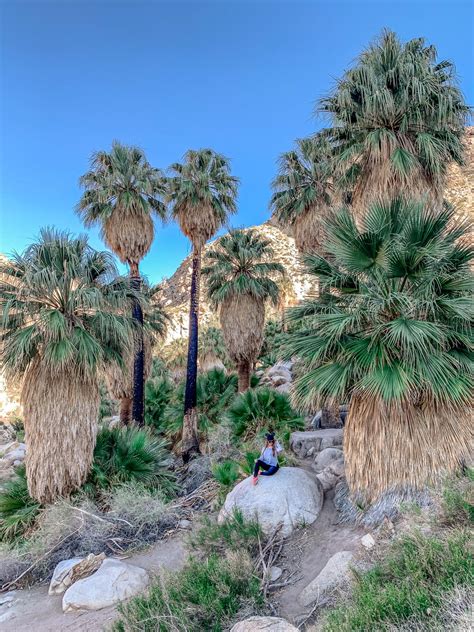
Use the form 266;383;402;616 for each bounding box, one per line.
252;432;283;485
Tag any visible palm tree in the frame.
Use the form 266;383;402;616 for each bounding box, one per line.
77;141;167;425
167;149;238;461
0;230;134;503
105;283;169;424
270;134;334;253
283;199;473;500
319;30;469;210
203;229;285;392
198;325;229;371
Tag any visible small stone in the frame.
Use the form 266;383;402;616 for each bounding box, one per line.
361;533;376;549
268;565;283;582
178;519;192;529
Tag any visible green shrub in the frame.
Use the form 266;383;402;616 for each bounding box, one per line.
323;530;474;631
0;466;41;542
239;450;261;476
165;368;238;440
190;510;262;556
440;469;474;527
227;387;304;441
87;426;176;497
144;376;174;433
212;460;239;488
114;511;263;632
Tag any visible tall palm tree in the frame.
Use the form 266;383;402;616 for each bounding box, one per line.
0;230;134;503
105;284;169;424
77;141;167;425
283;199;473;500
319;30;469;210
167;149;238;461
203;229;285;392
270;134;334;253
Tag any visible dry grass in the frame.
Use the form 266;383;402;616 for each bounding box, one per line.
344;396;474;501
22;364;99;504
103;211;154;264
220;294;265;364
176;203;221;247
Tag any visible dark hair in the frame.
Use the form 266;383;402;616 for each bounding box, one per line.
265;432;275;442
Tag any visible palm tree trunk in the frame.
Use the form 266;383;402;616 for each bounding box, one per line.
22;364;99;504
237;360;251;392
120;397;132;425
130;262;144;427
182;245;202;463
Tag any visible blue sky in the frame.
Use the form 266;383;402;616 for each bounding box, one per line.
1;0;473;282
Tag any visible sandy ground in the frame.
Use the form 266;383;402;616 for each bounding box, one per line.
1;535;187;632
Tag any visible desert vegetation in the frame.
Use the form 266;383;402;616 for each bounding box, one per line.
0;26;472;632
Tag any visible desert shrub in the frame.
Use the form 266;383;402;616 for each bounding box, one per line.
86;426;176;497
323;530;474;631
213;460;240;489
440;468;474;527
113;551;260;632
190;510;262;556
0;466;41;542
165;368;238;441
227;387;304;441
144;376;174;433
114;511;263;632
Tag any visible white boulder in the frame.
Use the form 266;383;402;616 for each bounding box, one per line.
299;551;353;606
49;557;84;595
219;467;323;537
275;382;291;394
361;533;376;549
62;559;149;612
313;448;344;473
231;616;298;631
0;442;26;464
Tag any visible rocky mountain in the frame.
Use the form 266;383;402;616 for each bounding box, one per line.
160;223;315;342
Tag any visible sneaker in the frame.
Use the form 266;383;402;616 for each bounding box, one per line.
252;475;259;486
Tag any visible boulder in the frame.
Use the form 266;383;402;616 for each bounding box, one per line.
290;429;343;458
49;557;84;595
219;467;323;536
271;373;291;387
313;448;344;474
62;559;149;612
361;533;376;549
181;455;213;494
0;442;25;464
299;551;353;606
316;469;340;492
231;616;298;631
275;382;291;394
268;362;293;377
49;553;106;595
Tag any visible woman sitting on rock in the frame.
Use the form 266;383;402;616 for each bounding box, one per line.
252;432;283;485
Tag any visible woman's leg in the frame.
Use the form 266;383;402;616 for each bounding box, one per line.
253;459;270;477
260;464;279;476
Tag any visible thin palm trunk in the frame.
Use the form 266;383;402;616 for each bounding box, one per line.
120;397;132;425
130;262;144;426
237;360;251;392
182;245;201;462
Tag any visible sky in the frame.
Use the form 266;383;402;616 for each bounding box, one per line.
1;0;473;283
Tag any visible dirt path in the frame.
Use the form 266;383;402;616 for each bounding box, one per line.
273;488;363;627
1;534;187;632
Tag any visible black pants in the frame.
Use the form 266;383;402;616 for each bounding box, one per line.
253;459;279;477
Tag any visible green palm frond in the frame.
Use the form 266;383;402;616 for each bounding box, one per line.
0;229;136;382
282;198;473;411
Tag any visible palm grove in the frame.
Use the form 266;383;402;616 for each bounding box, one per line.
1;30;472;510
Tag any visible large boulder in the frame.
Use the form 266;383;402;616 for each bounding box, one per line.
219;467;323;536
314;448;345;491
290;429;343;458
49;553;106;595
62;559;149;612
298;551;354;606
231;616;298;631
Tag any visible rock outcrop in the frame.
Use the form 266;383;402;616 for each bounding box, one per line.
298;550;354;606
218;467;323;536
